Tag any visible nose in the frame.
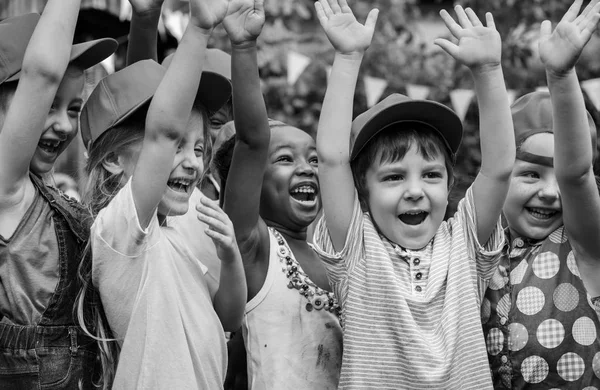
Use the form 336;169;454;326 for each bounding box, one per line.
51;110;76;139
403;179;424;201
181;146;202;173
538;177;561;203
295;159;315;176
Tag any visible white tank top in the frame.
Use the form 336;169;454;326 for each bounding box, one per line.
243;228;343;390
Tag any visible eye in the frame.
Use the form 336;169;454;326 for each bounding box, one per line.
424;171;443;180
383;174;403;182
309;156;318;165
68;106;82;118
210;119;222;129
275;155;292;163
194;145;204;157
521;171;540;179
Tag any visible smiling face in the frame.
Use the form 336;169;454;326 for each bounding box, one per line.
30;65;85;175
260;125;320;230
158;109;205;217
364;143;449;249
503;133;562;240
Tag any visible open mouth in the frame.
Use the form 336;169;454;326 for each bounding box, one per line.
167;178;193;193
398;210;428;225
526;207;559;220
38;139;62;155
290;185;317;205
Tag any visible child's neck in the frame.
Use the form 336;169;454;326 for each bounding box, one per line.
265;219;307;241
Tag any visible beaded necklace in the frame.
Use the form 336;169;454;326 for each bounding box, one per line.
271;228;341;318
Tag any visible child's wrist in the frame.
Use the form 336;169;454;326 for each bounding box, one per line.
546;67;576;80
231;40;258;51
185;21;214;38
131;9;161;29
470;62;502;76
335;51;364;62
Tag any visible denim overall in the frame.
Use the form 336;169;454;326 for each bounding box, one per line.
0;174;97;389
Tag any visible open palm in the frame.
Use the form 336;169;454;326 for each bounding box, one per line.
189;0;229;31
435;6;501;69
539;0;600;74
315;0;378;54
223;0;265;45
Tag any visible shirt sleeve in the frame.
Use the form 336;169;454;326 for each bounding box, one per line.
312;193;365;308
454;186;505;281
91;179;160;258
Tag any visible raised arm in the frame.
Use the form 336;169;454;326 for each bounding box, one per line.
0;0;81;196
315;0;378;251
132;0;227;228
221;0;269;248
435;6;514;244
126;0;165;65
539;0;600;278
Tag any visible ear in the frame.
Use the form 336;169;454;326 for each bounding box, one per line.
101;152;126;176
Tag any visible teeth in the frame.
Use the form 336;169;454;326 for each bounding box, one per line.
405;210;424;215
40;140;60;148
292;185;315;194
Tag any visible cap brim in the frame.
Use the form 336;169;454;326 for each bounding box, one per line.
350;100;463;161
197;71;232;113
6;38;118;82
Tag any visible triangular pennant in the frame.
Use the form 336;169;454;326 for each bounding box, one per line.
287;51;311;85
364;75;388;107
406;84;430;100
450;89;474;122
507;89;517;106
581;78;600;111
163;9;189;42
120;0;132;21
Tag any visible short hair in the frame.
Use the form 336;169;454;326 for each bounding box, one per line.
350;123;455;210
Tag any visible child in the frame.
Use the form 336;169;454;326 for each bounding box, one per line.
79;0;247;387
482;0;600;388
0;2;117;388
312;0;515;388
214;0;343;388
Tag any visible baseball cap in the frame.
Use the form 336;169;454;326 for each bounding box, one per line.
511;91;597;161
80;60;166;150
0;13;118;84
350;93;463;162
161;48;232;113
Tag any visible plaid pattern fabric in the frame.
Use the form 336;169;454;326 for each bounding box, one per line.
516;286;545;315
521;356;549;384
487;328;504;355
532;252;560;279
572;316;597;346
553;282;579;312
557;352;585;381
536;319;565;349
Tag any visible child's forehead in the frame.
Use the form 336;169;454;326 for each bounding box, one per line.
269;126;315;150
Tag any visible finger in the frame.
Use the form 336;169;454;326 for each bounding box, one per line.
197;211;230;233
317;0;333;19
364;8;379;31
540;19;553;40
465;8;483;27
439;9;462;38
196;199;224;220
577;0;598;23
205;228;232;247
327;0;342;14
314;2;329;25
485;12;496;30
563;0;584;23
434;39;460;59
582;12;600;41
581;2;600;28
338;0;352;13
254;0;265;17
454;5;473;29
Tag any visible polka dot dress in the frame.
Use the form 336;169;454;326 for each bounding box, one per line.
482;227;600;389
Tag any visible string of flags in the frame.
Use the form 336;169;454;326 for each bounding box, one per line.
286;50;600;122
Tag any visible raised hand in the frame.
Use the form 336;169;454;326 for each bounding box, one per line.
223;0;266;46
539;0;600;75
196;195;241;263
129;0;164;15
435;6;501;70
314;0;378;55
189;0;229;32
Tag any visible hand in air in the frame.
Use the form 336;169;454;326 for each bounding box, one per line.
223;0;266;46
128;0;164;15
314;0;379;55
435;6;501;71
539;0;600;75
196;195;241;263
189;0;229;33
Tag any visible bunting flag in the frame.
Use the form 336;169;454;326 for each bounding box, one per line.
119;0;132;21
406;84;430;100
163;9;189;41
287;51;311;85
507;89;517;106
450;89;474;122
581;78;600;111
364;75;388;107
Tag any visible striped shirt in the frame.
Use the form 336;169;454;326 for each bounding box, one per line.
313;187;503;389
